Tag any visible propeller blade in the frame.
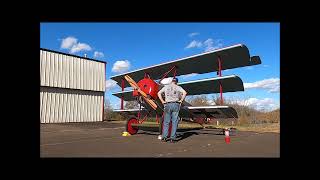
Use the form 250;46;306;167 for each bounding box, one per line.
124;75;158;110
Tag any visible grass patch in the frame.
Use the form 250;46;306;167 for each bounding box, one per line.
203;123;280;133
234;123;280;133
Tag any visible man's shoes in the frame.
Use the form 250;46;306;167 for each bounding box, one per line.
161;137;169;142
169;138;178;143
161;137;178;143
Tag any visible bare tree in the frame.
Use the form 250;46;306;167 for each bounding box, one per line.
104;98;113;111
125;101;139;109
211;94;226;105
104;99;113;121
188;95;210;106
103;99;128;121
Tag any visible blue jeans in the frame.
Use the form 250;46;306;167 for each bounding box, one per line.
162;102;180;139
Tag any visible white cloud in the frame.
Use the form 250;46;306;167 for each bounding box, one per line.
185;38;223;52
60;36;92;54
203;38;213;46
268;88;280;93
180;73;198;79
185;40;202;49
111;101;120;109
231;98;279;112
105;79;118;91
189;32;199;37
61;36;78;49
112;60;131;73
204;38;223;52
70;43;92;53
244;78;280;93
94;51;104;58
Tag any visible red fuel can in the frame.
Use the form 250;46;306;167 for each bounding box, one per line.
225;129;230;144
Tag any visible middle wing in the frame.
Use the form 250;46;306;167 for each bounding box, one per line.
112;75;243;101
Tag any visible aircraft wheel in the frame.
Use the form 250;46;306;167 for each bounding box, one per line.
126;117;139;135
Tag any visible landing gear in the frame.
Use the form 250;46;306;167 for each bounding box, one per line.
126;117;139;135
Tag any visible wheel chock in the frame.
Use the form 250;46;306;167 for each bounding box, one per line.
122;131;131;136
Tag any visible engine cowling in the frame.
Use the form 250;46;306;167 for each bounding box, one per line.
133;77;159;100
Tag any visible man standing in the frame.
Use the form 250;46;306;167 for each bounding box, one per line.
157;77;187;143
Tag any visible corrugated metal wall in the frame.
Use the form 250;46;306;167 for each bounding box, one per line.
40;49;106;123
40;49;105;92
40;87;104;123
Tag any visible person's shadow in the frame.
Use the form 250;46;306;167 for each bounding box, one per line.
175;131;198;141
137;126;228;142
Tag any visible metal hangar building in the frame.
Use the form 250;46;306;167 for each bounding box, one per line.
40;48;106;123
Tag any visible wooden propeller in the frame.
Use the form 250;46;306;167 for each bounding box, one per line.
124;75;158;110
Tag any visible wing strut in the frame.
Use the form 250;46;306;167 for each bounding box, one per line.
159;65;177;82
121;78;124;110
218;56;223;105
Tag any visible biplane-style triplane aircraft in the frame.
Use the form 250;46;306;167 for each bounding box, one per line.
110;44;261;136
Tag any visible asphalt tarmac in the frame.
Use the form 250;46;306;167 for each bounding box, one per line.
40;121;280;157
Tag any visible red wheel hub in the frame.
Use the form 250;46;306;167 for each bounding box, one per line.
127;118;139;135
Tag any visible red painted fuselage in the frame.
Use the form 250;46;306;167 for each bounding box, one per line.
133;77;159;100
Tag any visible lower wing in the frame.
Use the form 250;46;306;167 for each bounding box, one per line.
113;105;238;119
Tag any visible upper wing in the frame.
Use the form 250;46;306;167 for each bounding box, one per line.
110;44;261;88
112;75;244;101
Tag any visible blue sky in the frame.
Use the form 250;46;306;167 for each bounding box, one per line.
40;23;280;111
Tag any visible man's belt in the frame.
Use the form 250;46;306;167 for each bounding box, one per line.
164;102;180;104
